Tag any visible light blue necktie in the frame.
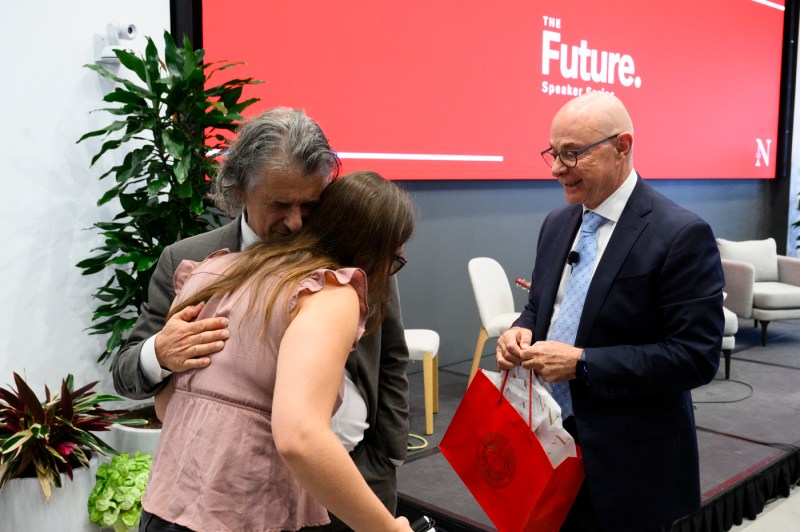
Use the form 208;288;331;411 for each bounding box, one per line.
548;211;605;419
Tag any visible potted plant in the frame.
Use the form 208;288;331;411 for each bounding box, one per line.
77;31;260;459
0;372;138;530
76;31;261;364
107;402;162;458
88;451;153;531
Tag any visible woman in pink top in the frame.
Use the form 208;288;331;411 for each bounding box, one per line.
140;171;415;532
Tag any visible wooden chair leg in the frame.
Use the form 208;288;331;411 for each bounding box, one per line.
468;328;489;386
432;354;439;414
760;321;770;346
722;349;731;380
423;352;434;435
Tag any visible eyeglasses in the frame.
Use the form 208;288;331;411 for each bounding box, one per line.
540;133;620;168
390;255;407;275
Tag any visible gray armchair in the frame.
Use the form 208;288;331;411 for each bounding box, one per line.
717;237;800;346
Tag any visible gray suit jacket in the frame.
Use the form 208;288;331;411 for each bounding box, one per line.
111;216;410;509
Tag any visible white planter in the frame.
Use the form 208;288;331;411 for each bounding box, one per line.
0;455;100;531
110;423;161;458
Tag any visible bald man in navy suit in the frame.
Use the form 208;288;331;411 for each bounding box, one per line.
497;93;724;531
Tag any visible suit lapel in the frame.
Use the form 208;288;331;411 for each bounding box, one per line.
537;207;583;340
577;178;653;344
214;215;244;252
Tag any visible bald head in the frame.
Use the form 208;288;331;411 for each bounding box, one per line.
554;92;633;146
548;93;635;208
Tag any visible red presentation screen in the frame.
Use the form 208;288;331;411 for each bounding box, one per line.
202;0;786;180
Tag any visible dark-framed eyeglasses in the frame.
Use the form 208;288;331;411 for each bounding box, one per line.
390;255;408;275
540;133;620;168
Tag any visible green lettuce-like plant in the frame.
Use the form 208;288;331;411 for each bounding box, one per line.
77;31;261;364
88;451;153;531
0;372;141;500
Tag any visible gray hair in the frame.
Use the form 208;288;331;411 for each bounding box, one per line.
212;107;340;216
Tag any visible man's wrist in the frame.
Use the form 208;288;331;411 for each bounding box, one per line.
140;334;172;385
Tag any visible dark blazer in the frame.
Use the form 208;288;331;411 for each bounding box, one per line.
111;216;410;512
514;177;724;531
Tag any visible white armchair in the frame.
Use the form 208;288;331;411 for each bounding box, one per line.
467;257;521;386
717;237;800;346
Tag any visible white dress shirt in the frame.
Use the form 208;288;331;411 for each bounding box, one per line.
547;169;638;334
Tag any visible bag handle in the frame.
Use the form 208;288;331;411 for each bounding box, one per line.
498;370;511;403
498;368;535;442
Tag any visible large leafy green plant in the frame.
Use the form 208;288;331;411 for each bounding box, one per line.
88;451;153;531
77;31;260;363
0;372;138;500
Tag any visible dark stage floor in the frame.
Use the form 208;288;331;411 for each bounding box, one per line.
398;319;800;531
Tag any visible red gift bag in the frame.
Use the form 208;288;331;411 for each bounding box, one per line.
439;369;584;532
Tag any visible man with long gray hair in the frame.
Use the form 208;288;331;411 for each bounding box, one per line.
112;107;410;528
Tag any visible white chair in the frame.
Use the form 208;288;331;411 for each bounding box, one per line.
717;237;800;345
467;257;521;386
721;306;738;379
404;329;439;435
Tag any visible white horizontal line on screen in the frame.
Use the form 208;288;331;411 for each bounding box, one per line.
752;0;785;11
336;152;504;162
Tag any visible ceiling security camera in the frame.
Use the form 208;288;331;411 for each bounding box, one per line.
95;22;138;65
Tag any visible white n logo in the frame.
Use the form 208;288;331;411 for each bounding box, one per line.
755;138;771;167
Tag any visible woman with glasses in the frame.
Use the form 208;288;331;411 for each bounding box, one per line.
140;171;415;532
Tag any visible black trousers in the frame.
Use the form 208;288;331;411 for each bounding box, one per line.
139;510;193;532
139;509;354;532
558;425;605;532
559;417;673;532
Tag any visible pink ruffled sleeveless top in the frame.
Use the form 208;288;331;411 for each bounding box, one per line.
141;251;368;531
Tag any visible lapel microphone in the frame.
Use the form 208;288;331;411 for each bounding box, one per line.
567;250;580;267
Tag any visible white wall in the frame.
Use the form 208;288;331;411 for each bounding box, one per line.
0;1;169;398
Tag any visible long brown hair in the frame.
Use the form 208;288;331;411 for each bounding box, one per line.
169;171;415;334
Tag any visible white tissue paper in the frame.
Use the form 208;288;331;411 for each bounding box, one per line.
483;367;577;467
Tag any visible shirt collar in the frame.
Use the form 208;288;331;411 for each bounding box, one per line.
240;211;261;250
584;168;637;223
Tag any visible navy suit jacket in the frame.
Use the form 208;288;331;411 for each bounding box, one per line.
514;177;724;530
